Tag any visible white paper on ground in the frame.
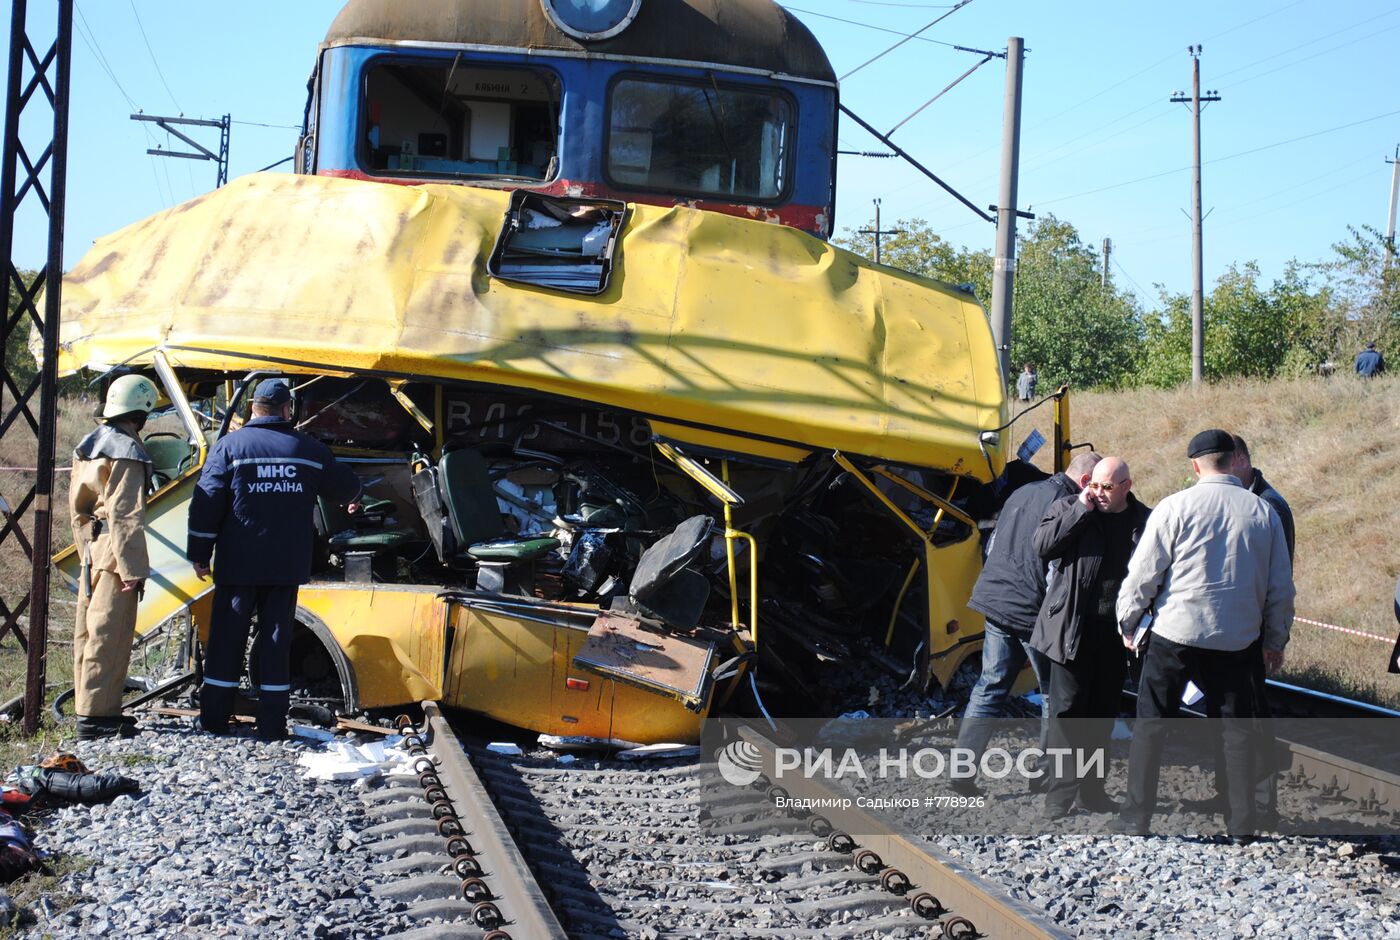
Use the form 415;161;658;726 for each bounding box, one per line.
486;742;524;756
297;739;418;781
1181;681;1205;706
291;724;336;742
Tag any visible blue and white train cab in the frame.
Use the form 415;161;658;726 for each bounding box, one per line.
299;0;839;237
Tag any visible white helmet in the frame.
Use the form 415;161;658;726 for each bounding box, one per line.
102;374;159;418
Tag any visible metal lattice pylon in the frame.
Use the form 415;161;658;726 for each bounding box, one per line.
0;0;73;734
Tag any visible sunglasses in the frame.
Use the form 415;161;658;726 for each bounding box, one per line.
1087;480;1126;493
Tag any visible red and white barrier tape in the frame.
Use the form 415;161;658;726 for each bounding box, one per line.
1295;615;1395;644
0;466;70;473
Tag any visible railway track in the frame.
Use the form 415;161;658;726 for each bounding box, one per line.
1103;680;1400;836
1251;680;1400;828
356;684;1399;939
360;702;1068;939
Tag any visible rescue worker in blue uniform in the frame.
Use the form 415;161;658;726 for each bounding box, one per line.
186;378;360;740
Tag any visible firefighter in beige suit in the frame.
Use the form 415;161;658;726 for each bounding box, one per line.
69;374;158;741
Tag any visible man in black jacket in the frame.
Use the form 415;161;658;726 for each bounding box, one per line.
951;450;1102;796
187;378;361;740
1032;456;1151;817
1231;435;1294;562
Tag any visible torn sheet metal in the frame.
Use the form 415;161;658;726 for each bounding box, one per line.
571;611;716;711
53;172;1004;476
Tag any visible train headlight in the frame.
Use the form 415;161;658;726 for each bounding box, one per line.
541;0;643;41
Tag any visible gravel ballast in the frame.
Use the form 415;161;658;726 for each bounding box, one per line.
9;716;420;939
5;667;1397;939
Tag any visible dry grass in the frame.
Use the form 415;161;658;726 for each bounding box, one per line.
1018;373;1400;709
0;400;93;713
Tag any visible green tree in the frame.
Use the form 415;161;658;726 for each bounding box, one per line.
836;217;992;297
1007;215;1143;390
5;268;88;400
1137;261;1335;386
1314;225;1399;364
4;269;41;392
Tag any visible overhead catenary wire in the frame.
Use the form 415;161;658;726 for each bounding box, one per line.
841;0;959;7
73;2;138;111
73;2;174;207
837;0;974;81
877;0;1319;207
781;6;975;52
127;0;182;113
885;52;993;137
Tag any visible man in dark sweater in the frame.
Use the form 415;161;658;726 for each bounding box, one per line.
1231;435;1294;563
1032;456;1151;817
952;451;1102;796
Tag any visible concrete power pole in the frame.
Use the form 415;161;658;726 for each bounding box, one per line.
858;198;903;266
1101;237;1111;289
989;36;1025;384
1171;47;1220;386
1386;146;1399;269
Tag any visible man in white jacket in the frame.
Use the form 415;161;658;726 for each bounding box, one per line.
1111;429;1294;842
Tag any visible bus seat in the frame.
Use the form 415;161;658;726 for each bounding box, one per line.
416;448;560;586
626;514;714;630
143;435;195;487
317;496;416;555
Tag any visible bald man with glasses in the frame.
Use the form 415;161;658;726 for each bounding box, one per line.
1031;457;1152;818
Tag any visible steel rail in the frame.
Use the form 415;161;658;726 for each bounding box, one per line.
1278;738;1400;816
737;725;1073;940
1124;686;1400;826
418;701;567;939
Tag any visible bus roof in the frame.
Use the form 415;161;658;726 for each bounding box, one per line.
323;0;837;85
55;174;1003;477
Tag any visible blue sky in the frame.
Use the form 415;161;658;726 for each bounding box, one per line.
7;0;1399;310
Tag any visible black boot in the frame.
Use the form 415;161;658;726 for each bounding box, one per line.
76;716;137;741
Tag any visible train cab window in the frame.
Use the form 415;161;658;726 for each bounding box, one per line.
606;77;792;201
362;63;560;181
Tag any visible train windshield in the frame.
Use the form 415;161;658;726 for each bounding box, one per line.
362;62;560;181
606;77;792;201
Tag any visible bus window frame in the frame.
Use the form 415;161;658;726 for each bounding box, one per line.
354;53;564;185
602;70;798;207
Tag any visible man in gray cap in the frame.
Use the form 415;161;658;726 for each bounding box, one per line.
1111;429;1294;842
186;377;360;740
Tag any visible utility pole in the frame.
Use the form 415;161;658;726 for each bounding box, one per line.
989;36;1026;383
1171;47;1220;386
1101;237;1111;289
858;198;903;266
1;0;74;734
131;112;231;187
1385;145;1398;269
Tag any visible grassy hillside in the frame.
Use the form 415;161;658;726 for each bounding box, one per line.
1020;372;1399;709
